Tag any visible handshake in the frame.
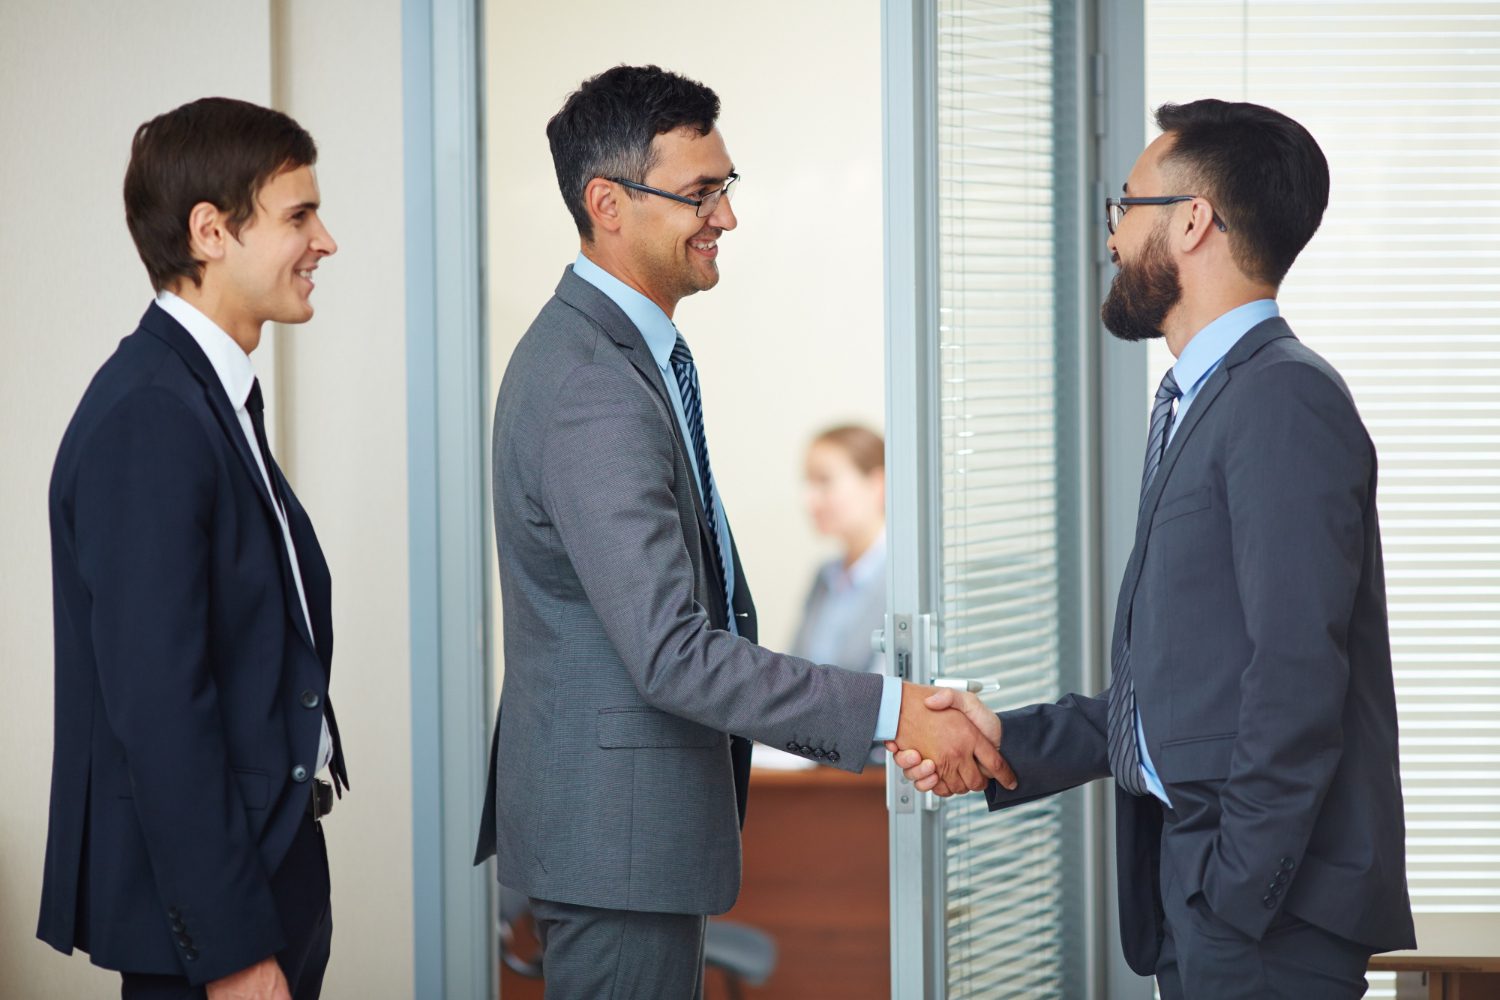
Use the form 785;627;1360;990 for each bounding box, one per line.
884;685;1016;797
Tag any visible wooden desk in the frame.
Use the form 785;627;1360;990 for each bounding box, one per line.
1369;915;1500;1000
499;765;890;1000
714;766;889;999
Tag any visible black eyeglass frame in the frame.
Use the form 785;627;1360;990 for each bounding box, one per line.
1106;195;1228;235
606;172;740;219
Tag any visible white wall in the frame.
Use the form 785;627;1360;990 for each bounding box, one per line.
484;0;886;662
0;2;412;997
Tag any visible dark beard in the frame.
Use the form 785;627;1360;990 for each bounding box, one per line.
1101;226;1181;342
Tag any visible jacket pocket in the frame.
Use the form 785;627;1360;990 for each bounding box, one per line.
597;706;719;749
1152;486;1212;527
1156;732;1237;783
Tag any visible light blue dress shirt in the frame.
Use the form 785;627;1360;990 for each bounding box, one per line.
1134;298;1280;805
571;254;902;742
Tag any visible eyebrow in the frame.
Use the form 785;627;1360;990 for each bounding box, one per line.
284;201;320;215
677;169;735;194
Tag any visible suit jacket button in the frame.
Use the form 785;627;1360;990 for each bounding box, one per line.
292;765;310;783
177;934;192;948
184;949;199;962
785;741;798;752
799;745;812;755
1262;895;1276;909
1275;872;1289;885
301;690;321;709
171;920;185;933
1280;857;1295;871
828;751;841;763
168;907;181;920
813;748;826;759
1267;880;1279;891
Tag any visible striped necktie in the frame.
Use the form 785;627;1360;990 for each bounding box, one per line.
669;334;731;620
1107;367;1182;797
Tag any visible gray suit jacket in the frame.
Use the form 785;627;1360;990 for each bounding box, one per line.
985;318;1415;973
474;267;884;916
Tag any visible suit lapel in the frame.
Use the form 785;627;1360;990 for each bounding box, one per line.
554;267;727;584
141;304;279;519
139;303;319;658
1114;317;1297;632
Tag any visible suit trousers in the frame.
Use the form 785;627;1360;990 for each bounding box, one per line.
120;813;332;1000
1154;842;1372;999
530;896;707;1000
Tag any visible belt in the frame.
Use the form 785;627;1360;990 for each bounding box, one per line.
307;778;334;821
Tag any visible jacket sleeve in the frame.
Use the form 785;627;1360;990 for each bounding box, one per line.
539;363;884;767
73;388;283;985
1202;361;1372;939
985;690;1111;811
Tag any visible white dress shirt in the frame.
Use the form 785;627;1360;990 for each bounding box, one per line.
156;292;333;776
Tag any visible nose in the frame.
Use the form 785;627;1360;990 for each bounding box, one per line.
709;191;737;232
1106;232;1118;259
313;218;338;257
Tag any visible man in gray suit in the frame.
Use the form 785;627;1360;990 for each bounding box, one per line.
474;65;1012;998
897;100;1414;997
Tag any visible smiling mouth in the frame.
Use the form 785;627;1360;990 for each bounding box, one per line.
689;238;717;255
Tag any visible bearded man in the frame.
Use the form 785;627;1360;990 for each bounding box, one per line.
894;99;1414;999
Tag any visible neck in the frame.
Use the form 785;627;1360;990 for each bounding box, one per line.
170;280;262;354
582;244;678;318
842;522;884;569
1162;282;1275;358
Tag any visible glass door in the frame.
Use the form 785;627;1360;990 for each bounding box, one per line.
882;1;1096;996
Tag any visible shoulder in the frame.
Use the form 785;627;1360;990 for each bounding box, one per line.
63;331;212;455
1231;334;1360;421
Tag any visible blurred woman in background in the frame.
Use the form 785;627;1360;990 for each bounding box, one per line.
790;425;887;675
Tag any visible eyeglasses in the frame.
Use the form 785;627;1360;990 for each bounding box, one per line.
1105;195;1229;236
607;172;740;219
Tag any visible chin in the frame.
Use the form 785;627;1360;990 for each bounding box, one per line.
277;302;316;325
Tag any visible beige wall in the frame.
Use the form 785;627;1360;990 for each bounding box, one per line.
0;2;412;997
484;0;886;664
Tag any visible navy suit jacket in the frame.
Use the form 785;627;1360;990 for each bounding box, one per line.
986;318;1415;973
38;303;348;985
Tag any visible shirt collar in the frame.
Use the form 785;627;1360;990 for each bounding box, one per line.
821;534;887;591
155;290;257;410
572;252;680;370
1172;298;1280;395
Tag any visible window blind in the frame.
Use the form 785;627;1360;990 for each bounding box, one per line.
936;2;1084;996
1144;2;1500;994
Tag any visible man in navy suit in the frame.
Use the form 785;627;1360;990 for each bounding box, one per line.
39;97;344;1000
896;100;1414;997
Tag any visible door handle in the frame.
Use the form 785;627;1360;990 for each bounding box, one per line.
934;677;1002;695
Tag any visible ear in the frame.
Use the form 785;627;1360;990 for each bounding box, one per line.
584;178;624;237
1177;197;1217;254
186;201;228;265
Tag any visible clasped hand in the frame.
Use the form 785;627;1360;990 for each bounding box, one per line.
885;685;1016;797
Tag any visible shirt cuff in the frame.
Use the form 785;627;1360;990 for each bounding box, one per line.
872;675;903;743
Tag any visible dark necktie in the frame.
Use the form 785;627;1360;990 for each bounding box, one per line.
1107;368;1182;797
245;378;286;514
668;334;731;620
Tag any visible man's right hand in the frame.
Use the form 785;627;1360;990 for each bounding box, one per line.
888;682;1016;796
206;956;291;1000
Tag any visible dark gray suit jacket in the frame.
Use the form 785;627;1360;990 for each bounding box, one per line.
986;318;1415;973
474;267;884;916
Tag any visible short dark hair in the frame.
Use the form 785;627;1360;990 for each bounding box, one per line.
124;97;318;293
547;65;720;240
1153;99;1328;287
